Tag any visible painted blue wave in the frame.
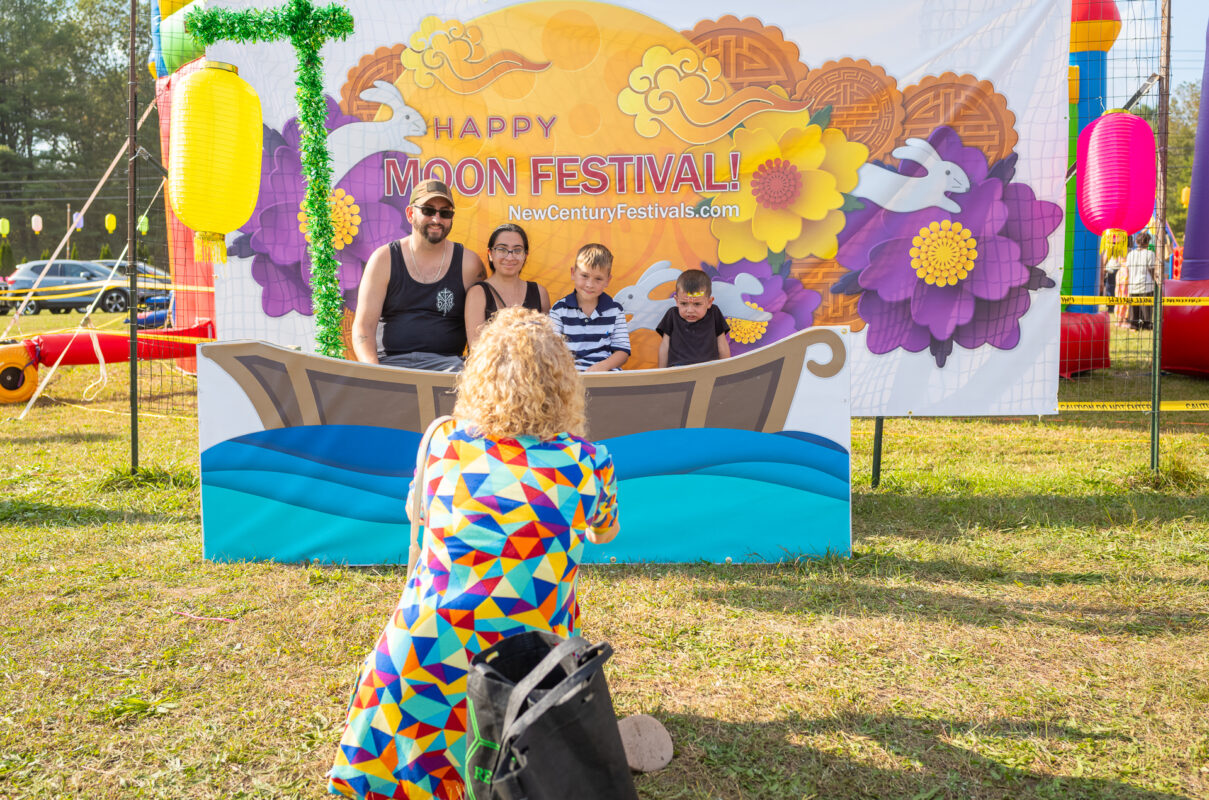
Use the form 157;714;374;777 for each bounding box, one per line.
201;425;849;563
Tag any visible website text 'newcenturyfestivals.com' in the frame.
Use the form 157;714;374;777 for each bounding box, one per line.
507;201;741;224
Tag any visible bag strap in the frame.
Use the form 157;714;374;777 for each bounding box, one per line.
498;636;590;737
406;415;454;582
502;642;613;749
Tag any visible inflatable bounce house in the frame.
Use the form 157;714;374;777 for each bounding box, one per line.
1161;19;1209;377
1060;0;1128;379
143;0;1083;564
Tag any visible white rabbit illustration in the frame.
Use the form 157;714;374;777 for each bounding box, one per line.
712;273;773;322
327;81;426;186
616;263;773;332
851;138;971;214
614;261;679;332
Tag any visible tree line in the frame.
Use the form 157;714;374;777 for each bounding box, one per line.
0;0;160;273
0;0;1201;276
1164;81;1200;248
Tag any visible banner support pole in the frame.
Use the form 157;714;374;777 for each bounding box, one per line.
871;416;884;488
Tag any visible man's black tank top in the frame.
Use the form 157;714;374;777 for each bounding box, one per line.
473;280;543;317
380;240;467;357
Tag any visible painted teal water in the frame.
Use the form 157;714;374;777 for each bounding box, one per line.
201;425;850;564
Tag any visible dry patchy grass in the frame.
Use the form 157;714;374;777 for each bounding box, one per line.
1;360;1207;799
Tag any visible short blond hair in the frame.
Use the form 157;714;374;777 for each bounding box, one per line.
575;243;613;275
454;308;587;440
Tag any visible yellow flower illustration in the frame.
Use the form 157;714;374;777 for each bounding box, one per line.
298;188;361;251
698;109;867;264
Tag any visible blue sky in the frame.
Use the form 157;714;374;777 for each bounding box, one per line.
1170;0;1206;89
1107;0;1203;109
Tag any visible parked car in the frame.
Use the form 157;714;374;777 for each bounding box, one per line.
0;260;146;315
94;259;173;290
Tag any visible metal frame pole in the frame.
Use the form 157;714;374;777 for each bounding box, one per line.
1151;0;1172;472
128;0;139;473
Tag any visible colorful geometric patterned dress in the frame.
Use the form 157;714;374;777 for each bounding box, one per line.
329;419;618;800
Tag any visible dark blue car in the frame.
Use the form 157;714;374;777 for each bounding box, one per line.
0;260;144;315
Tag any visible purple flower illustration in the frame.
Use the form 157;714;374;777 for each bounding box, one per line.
704;259;821;356
833;127;1061;366
230;97;410;317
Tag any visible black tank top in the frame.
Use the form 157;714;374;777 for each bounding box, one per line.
380;240;467;357
473;280;543;317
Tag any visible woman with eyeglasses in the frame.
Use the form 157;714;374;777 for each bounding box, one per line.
464;223;551;347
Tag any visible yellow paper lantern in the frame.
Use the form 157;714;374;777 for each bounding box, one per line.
105;213;117;234
0;218;8;238
1181;186;1191;208
159;0;192;17
168;61;262;263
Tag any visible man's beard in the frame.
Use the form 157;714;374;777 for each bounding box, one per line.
423;223;450;245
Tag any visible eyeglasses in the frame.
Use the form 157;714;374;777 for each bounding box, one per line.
414;205;455;219
490;246;527;258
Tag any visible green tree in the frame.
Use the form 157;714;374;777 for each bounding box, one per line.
1166;81;1200;246
98;242;112;260
0;240;14;276
0;1;157;266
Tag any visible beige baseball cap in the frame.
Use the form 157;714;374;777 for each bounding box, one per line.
409;179;455;208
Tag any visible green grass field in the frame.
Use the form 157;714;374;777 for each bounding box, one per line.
1;317;1207;799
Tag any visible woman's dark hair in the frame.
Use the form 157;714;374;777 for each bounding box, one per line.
487;223;529;273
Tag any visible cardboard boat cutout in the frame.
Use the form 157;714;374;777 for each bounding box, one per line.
198;327;852;564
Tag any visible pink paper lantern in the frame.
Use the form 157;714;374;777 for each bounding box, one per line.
1077;109;1156;236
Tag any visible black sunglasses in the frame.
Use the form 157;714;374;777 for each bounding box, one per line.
414;205;455;219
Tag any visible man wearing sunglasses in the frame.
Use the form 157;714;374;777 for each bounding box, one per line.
352;179;486;371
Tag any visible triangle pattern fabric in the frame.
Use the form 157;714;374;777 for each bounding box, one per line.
330;423;618;800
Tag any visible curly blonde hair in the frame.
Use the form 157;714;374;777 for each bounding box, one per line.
454;307;586;440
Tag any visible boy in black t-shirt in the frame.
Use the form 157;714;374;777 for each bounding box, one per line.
656;269;731;368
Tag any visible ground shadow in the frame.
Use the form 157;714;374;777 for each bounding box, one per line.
633;711;1194;799
684;559;1207;638
838;552;1209;590
1;431;121;445
0;498;192;528
849;492;1208;543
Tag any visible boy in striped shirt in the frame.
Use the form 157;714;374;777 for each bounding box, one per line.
549;244;631;372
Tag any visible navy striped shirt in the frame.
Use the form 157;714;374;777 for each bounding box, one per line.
549;291;631;370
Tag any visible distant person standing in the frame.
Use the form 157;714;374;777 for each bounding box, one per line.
1102;248;1122;299
1126;231;1156;331
352;180;485;371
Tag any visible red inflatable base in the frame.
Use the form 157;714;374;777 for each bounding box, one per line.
1160;280;1209;378
1059;311;1111;378
27;320;215;367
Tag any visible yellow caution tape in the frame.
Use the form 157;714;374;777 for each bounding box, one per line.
1059;401;1209;412
1157;296;1209;306
1061;295;1209;306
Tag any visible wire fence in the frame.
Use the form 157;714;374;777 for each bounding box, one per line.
5;0;1206;477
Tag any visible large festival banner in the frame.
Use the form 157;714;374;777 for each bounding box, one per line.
194;0;1070;417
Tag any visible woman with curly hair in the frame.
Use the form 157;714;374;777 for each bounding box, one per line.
329;308;619;800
